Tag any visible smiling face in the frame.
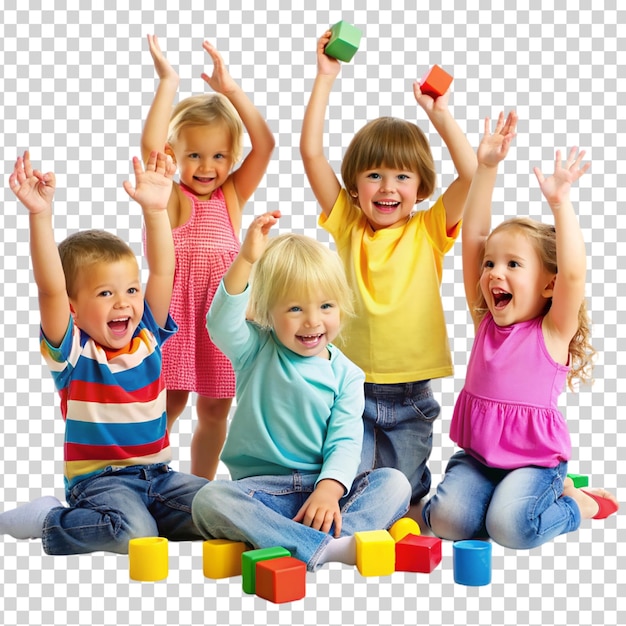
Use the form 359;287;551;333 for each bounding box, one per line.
480;229;555;326
69;258;144;349
353;167;422;230
168;123;234;200
269;290;342;359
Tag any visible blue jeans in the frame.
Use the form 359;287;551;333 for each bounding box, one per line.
191;469;411;571
42;464;208;555
422;451;581;549
358;380;440;504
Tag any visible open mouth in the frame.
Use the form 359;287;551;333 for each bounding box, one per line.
492;289;512;310
297;333;323;347
194;176;215;184
374;200;400;213
108;317;130;336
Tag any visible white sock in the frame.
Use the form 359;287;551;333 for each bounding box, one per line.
0;496;63;539
317;536;356;566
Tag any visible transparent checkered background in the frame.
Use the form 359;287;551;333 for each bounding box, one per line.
0;1;624;625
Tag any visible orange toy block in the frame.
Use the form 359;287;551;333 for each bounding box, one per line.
202;539;248;579
395;534;442;573
255;556;307;604
355;530;395;577
419;65;453;99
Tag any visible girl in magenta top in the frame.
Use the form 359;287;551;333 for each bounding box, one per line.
422;113;618;549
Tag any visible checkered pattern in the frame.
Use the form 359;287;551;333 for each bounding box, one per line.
1;1;624;625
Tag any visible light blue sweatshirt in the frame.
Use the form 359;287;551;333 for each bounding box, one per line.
207;281;365;492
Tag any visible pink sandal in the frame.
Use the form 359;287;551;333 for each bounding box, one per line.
581;489;619;519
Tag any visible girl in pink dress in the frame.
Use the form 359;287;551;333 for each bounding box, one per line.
142;35;274;479
422;112;618;548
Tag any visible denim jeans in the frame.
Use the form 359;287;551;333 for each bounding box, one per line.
422;451;581;549
358;380;440;504
191;468;411;571
42;464;208;555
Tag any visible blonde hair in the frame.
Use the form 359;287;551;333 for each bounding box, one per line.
58;230;137;297
473;217;595;389
247;234;354;330
341;117;437;202
167;93;244;163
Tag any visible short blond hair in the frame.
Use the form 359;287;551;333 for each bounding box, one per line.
58;230;137;297
247;234;354;329
341;117;437;202
167;93;244;163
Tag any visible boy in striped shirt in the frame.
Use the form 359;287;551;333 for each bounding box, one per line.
1;151;208;554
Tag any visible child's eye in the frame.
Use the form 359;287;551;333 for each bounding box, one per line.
98;290;112;297
288;306;302;313
397;174;410;181
321;303;334;310
366;172;381;180
483;260;494;269
508;260;520;268
128;287;139;294
188;153;200;159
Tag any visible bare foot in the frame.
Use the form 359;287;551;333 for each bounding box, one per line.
562;477;619;520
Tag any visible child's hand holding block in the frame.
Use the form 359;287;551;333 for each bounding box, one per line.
324;21;362;63
419;65;453;99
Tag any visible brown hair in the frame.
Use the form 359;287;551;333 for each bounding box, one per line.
340;117;437;202
58;230;137;297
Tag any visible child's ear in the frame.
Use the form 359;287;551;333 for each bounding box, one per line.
164;144;176;164
542;275;557;298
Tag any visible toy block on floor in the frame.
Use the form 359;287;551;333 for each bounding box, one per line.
241;546;290;594
255;556;307;604
567;473;589;488
202;539;247;579
355;530;395;577
395;534;442;573
325;20;362;63
389;517;421;542
419;65;453;99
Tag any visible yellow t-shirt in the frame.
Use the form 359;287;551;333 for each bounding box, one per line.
320;188;459;384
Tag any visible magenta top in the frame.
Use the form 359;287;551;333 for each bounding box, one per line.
450;314;571;469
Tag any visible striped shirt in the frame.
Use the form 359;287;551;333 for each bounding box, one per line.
40;304;177;494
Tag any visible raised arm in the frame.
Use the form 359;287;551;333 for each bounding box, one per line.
462;113;517;327
201;41;275;210
413;82;478;232
299;30;343;217
535;148;589;345
141;35;180;164
9;151;70;347
123;151;176;327
222;210;281;296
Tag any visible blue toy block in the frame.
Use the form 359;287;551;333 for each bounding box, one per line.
325;21;362;63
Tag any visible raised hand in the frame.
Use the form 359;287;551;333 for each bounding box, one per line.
318;30;342;77
123;151;176;213
201;40;238;95
239;210;281;265
413;80;451;115
477;111;518;167
534;147;590;208
147;34;179;82
9;151;56;215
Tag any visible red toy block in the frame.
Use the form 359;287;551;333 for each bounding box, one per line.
419;65;453;99
255;556;306;604
395;534;442;573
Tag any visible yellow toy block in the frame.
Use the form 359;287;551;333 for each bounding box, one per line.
388;517;421;542
202;539;248;579
354;530;395;577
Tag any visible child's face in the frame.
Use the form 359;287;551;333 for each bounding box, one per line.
168;124;234;200
480;230;555;326
353;167;421;230
269;290;342;359
69;258;144;349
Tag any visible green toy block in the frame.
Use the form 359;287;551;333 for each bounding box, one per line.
325;20;362;63
567;473;589;488
355;530;395;577
241;546;290;594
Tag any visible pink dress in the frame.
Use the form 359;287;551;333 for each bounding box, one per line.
162;183;239;397
449;314;571;469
